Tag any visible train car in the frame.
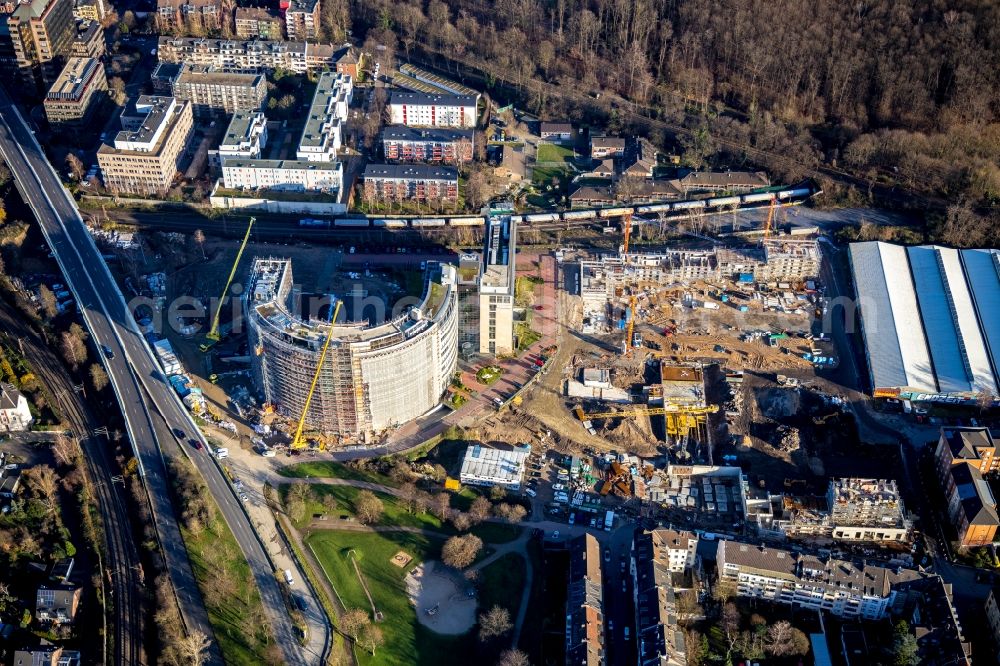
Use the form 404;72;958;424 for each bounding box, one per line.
524;213;559;223
707;196;741;207
411;218;446;228
672;200;707;211
382;219;408;228
783;187;813;199
299;218;331;228
448;216;485;227
510;215;524;223
741;192;774;204
562;210;597;221
597;207;635;218
635;203;672;214
333;218;370;228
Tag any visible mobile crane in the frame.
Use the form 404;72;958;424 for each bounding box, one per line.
290;299;343;450
200;217;255;353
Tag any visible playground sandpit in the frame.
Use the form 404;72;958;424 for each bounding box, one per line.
405;560;477;635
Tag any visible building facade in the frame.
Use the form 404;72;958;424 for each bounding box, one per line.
157;37;339;74
388;91;478;128
936;427;998;475
649;529;698;573
155;0;220;32
71;0;104;21
566;534;605;666
632;530;688;666
43;56;105;126
283;0;319;40
361;163;458;202
717;540;911;620
939;461;999;548
458;445;528;489
70;19;103;59
987;588;1000;653
246;258;459;439
217;110;267;160
234;7;282;39
170;65;267;118
8;0;76;90
221;158;342;193
97;96;194;196
479;208;516;355
381;125;473;164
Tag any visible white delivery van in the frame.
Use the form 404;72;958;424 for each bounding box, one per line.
214;448;229;459
283;569;294;585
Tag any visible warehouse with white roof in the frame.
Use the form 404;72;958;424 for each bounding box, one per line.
849;242;1000;403
459;445;529;489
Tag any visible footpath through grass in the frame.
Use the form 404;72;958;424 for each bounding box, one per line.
283;484;445;532
308;530;475;665
278;460;397;486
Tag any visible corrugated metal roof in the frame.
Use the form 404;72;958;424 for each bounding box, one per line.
937;247;996;394
962;249;1000;391
906;246;971;393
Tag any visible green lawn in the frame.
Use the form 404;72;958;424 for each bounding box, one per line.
278;461;396;486
283;484;445;532
536;142;575;164
308;531;475;665
531;165;571;185
478;553;526;617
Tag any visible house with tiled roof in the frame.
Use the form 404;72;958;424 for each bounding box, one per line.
936;426;998;475
0;383;32;432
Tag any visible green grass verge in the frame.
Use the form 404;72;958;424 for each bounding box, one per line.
536;142;574;164
478;553;526;616
180;501;275;664
284;484;446;532
307;530;475;665
470;522;522;545
278;461;396;486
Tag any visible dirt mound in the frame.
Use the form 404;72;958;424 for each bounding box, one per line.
756;388;800;419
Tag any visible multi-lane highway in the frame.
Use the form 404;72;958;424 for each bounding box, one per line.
0;86;325;664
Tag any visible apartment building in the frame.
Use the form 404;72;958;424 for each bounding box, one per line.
633;530;687;666
388;91;478;128
157;36;340;73
43;56;106;126
170;64;267;118
361;163;458;202
478;207;516;355
221;158;341;193
97;96;193;196
382;125;473;164
648;529;698;573
936;427;998;475
566;534;605;666
217;111;267;160
8;0;76;89
70;19;104;59
296;71;351;161
283;0;319;40
827;478;911;542
71;0;103;21
716;540;921;620
156;0;220;32
677;170;770;195
234;7;282;39
941;461;999;548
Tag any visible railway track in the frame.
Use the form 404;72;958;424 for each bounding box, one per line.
0;301;144;666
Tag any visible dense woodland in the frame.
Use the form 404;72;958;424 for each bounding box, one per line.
347;0;1000;245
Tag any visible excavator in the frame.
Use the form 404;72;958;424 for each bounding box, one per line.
200;217;255;352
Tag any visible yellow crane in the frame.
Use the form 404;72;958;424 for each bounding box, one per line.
200;217;255;352
762;197;776;242
574;403;718;438
290;299;342;450
621;211;633;257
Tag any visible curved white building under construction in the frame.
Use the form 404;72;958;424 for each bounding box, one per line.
245;257;458;439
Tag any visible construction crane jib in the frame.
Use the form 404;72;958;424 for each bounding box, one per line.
291;299;343;450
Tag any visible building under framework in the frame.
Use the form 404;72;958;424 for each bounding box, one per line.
777;478;912;543
245;258;458;440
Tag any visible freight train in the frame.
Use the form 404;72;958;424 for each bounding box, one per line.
300;186;815;230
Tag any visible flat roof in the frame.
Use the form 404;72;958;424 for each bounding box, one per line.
46;57;101;100
851;242;1000;395
299;71;349;149
220;110;264;146
381;125;472;143
389;90;478;107
460;445;528;483
175;65;264;88
362;163;457;181
223;158;339;171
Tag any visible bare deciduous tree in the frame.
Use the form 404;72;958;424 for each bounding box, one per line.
355;490;384;524
478;605;512;641
441;534;483;569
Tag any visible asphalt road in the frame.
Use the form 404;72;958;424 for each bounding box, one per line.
0;301;144;666
0;87;324;664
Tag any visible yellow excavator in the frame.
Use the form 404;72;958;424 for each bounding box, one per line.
290;299;343;450
200;217;255;352
574;403;718;437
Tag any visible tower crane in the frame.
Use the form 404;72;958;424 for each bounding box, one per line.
200;217;255;352
621;211;633;258
290;299;342;450
624;293;637;356
762;197;776;242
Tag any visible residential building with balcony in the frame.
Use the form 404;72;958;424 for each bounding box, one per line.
940;461;999;548
43;55;106;126
566;534;605;666
388;91;478;128
156;37;338;73
361;163;458;202
296;71;351;162
936;427;999;475
478;206;516;355
8;0;76;90
283;0;318;41
382;125;473;164
170;64;267;118
70;18;103;58
217;110;267;160
234;6;282;39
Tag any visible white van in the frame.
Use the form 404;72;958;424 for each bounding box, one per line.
215;448;229;459
283;569;294;585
